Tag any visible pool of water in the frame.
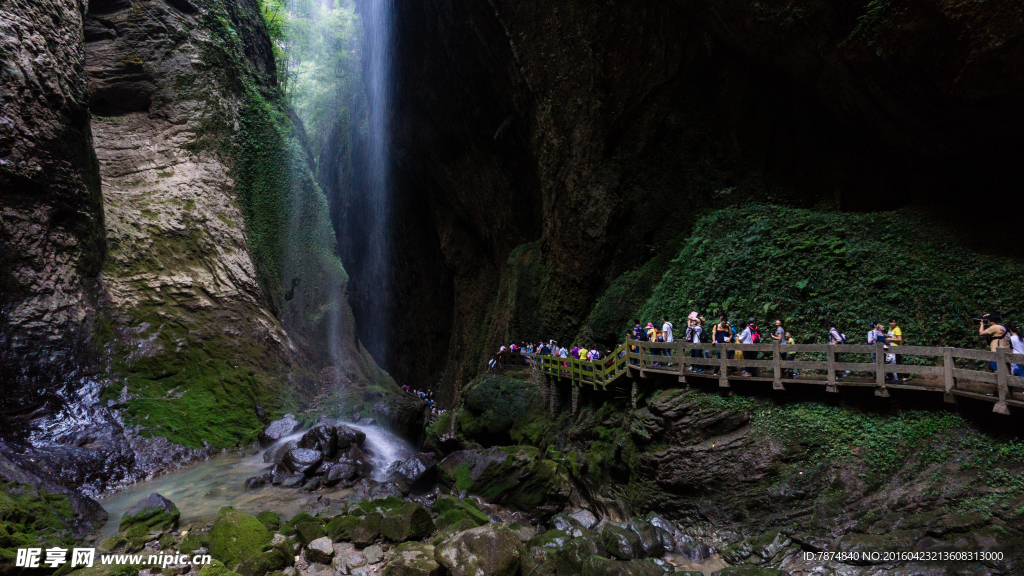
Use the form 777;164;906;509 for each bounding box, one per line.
96;423;413;540
666;553;729;575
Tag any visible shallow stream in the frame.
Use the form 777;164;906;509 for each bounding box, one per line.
96;423;413;539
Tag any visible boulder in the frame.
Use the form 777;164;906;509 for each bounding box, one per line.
352;512;383;547
382;542;444;576
327;514;361;541
256;511;282;532
298;426;338;458
386;453;437;487
237;549;288;576
264;440;299;464
326;463;358;485
119;493;180;534
336;445;373;478
281;512;323;537
244;476;267;490
259;414;302;446
569;509;599;530
581;556;672;576
550;514;592;538
271;463;295;485
380;502;435;542
295;521;327;546
364;544;385;564
372;397;430;443
284;449;324;475
434;524;525;576
209;507;272;567
336;424;367;450
627;518;673;557
306;536;334;564
432;496;490;526
554;536;604;575
601;524;641;561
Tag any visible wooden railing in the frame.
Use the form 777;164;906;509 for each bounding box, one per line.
527;341;1024;414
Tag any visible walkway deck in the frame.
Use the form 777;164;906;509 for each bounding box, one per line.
530;341;1024;415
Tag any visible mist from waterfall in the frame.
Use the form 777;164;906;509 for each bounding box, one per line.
267;0;393;369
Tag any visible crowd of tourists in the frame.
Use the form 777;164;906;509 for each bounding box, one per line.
491;311;1024;381
401;385;440;414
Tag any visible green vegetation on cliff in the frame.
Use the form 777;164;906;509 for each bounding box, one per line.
0;481;77;567
585;204;1024;349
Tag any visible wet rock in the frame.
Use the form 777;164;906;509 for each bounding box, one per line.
120;493;180;534
386;453;437;487
238;549;289;576
336;425;367;450
527;529;572;550
369;480;408;499
581;556;671;576
556;536;605;574
380;502;435;542
601;524;642;561
568;509;599;530
272;463;295;485
326;463;358;486
382;542;443;576
434;523;525;576
285;449;324;475
281;475;306;488
306;536;334;564
373;397;431;444
336;445;373;478
260;414;303;446
209;507;272;567
627;518;673;557
295;521;328;546
299;426;338;458
551;514;592;538
353;512;383;547
244;476;267;490
265;440;299;464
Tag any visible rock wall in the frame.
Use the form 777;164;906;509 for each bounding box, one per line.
0;0;107;421
362;0;1024;403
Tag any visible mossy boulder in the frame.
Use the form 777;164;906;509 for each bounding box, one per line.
554;536;604;575
119;493;180;534
280;512;321;536
601;524;641;561
197;561;243;576
431;518;480;546
256;512;281;532
327;514;361;541
381;502;435;542
434;524;525;576
382;541;443;576
209;507;272;567
352;512;383;547
527;530;572;551
179;530;210;555
433;496;490;526
352;496;406;516
294;521;326;546
236;549;287;576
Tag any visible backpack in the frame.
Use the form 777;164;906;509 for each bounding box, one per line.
750;326;762;344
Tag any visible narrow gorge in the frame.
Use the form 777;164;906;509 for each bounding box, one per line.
1;1;1023;576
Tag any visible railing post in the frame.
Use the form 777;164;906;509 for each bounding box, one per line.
678;342;687;384
875;342;889;397
772;340;783;390
826;345;837;393
943;348;955;403
718;344;730;388
995;348;1010;415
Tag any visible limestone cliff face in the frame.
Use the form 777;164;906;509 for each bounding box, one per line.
0;0;391;498
362;0;1024;402
0;0;106;384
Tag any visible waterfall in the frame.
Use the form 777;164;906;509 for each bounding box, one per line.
360;0;395;367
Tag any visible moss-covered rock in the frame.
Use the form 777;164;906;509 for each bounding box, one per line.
209;507;272;567
434;524;525;576
380;502;435;542
196;561;243;576
433;497;490;526
118;493;180;534
280;512;321;537
352;496;406;516
294;521;326;546
327;514;361;541
256;511;281;532
236;549;287;576
180;530;211;555
430;517;480;546
382;541;443;576
581;556;670;576
352;512;383;547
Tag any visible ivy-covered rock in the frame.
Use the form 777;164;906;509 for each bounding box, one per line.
382;542;443;576
380;502;435;542
434;524;524;576
209;507;272;567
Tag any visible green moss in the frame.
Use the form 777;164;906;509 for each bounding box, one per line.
0;481;77;568
279;512;320;537
326;515;360;541
255;511;281;532
208;507;272;567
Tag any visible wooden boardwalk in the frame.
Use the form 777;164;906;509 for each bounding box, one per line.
530;341;1024;415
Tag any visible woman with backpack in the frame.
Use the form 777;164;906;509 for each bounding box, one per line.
979;314;1010;372
685;313;705;372
827;320;852;377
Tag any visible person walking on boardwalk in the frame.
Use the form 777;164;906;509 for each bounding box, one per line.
772;319;788;374
686;313;705;372
868;321;887;364
887;317;904;382
827;321;851;377
738;318;758;377
712;318;733;375
1007;324;1024;377
785;330;798;377
978;314;1010;372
